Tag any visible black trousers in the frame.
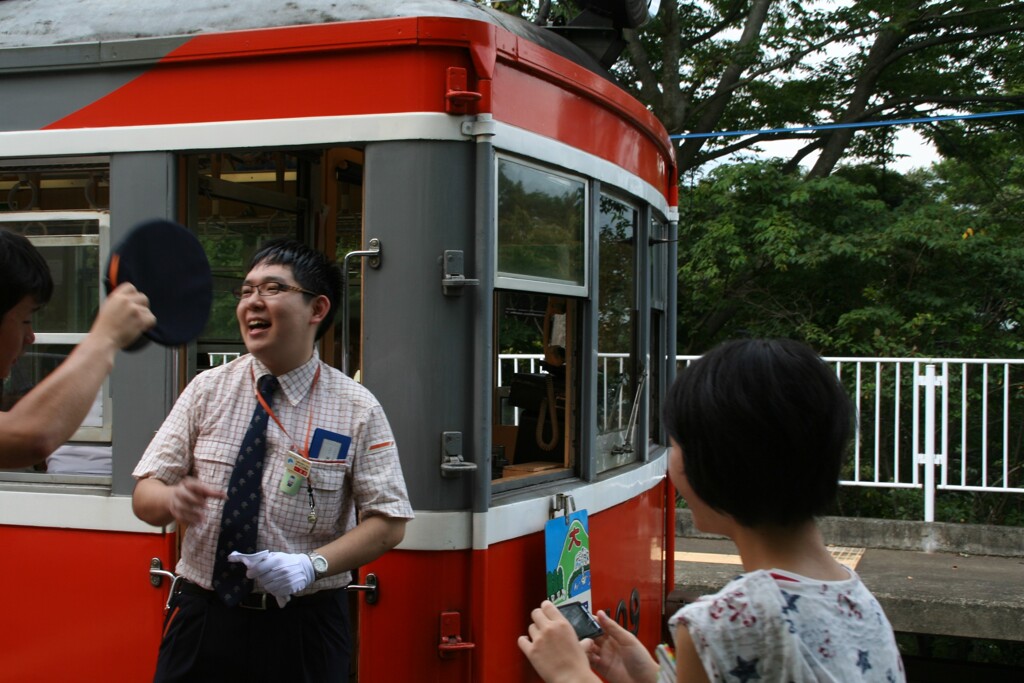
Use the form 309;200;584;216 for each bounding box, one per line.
154;582;350;683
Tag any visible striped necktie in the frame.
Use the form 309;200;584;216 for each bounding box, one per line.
211;374;278;605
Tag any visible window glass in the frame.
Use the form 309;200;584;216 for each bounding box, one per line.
33;238;101;334
496;158;585;290
3;342;106;431
596;194;639;472
327;148;365;379
1;164;109;214
190;152;302;373
493;292;576;489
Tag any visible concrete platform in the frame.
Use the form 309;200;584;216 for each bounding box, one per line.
668;513;1024;643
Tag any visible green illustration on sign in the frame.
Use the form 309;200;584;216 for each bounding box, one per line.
544;510;591;607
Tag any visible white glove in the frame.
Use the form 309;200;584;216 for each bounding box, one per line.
229;550;314;607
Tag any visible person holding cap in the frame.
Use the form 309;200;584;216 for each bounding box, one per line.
132;238;413;682
0;229;155;468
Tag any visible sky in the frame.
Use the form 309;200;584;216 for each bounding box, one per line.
887;129;942;172
717;127;941;174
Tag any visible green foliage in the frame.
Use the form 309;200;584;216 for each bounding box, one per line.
677;153;1024;359
499;310;543;355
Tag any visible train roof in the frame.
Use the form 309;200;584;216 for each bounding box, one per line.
0;0;612;78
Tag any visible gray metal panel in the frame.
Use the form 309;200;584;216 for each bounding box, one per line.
469;134;495;514
361;140;477;512
0;67;149;132
108;153;177;496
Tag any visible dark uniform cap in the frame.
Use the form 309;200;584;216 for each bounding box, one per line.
105;218;212;349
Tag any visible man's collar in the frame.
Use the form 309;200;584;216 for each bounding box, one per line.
251;350;320;407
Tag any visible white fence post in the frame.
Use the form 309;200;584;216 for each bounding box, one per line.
916;364;943;522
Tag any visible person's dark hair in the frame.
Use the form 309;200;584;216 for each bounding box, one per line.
0;229;54;320
662;338;855;528
248;239;342;340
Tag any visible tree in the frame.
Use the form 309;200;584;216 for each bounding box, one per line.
615;1;1024;177
677;150;1024;357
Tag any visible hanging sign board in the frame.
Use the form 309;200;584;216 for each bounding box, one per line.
544;508;593;610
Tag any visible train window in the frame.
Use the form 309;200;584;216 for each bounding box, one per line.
595;193;640;473
649;215;669;448
1;165;112;477
493;292;577;486
496;157;586;294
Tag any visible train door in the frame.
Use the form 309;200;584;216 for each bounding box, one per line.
351;139;479;682
182;147;375;681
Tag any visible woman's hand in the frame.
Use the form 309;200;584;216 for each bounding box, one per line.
584;610;660;683
518;601;600;683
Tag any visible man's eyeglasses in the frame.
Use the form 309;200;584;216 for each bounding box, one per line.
232;282;317;299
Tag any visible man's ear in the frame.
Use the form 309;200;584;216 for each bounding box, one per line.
309;294;330;328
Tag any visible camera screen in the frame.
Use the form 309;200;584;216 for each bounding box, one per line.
557;602;603;640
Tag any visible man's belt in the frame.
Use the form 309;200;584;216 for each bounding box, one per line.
177;578;343;611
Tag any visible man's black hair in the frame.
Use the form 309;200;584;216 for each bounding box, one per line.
0;229;53;319
662;338;855;528
249;239;342;341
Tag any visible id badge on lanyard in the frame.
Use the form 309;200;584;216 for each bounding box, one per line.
254;365;321;529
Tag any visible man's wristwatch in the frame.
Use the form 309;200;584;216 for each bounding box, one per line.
307;551;329;580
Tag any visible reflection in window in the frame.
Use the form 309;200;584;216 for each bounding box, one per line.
496;158;585;289
596;194;638;473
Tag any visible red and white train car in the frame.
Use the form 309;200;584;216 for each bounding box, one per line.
0;1;677;680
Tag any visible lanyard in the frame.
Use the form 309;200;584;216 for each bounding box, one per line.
251;364;321;459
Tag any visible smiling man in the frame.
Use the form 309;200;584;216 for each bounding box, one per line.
131;238;412;682
0;228;154;468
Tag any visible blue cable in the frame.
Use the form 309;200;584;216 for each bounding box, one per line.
669;109;1024;140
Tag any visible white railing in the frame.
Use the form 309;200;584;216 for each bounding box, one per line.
498;353;631;431
501;354;1024;521
681;355;1024;521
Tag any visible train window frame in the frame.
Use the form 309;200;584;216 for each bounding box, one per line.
494;155;588;297
648;213;670;451
0;211;112;480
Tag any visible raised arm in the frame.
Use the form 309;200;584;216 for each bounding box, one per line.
0;284;154;467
